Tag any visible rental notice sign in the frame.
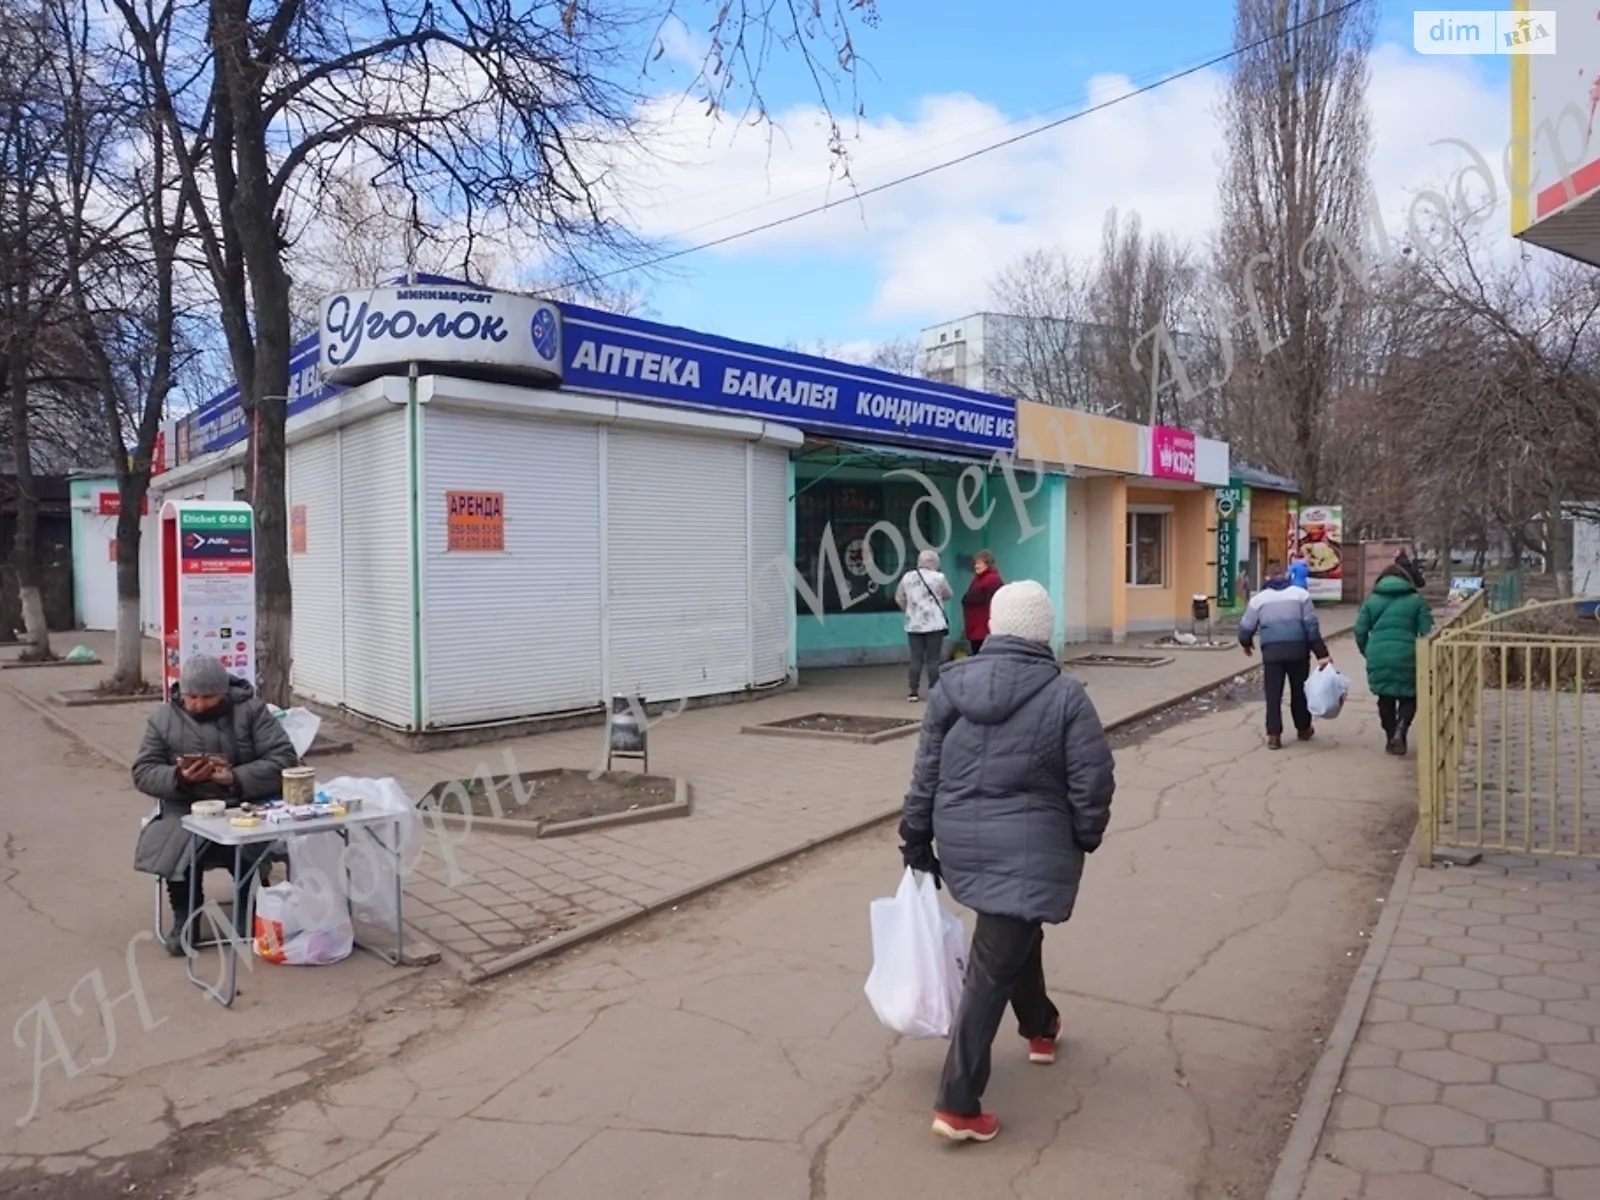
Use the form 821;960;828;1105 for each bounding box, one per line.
446;491;505;552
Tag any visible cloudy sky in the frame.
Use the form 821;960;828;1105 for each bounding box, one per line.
592;0;1511;351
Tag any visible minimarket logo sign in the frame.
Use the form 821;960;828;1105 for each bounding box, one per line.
1413;10;1555;54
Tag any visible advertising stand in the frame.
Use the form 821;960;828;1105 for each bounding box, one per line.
159;500;257;699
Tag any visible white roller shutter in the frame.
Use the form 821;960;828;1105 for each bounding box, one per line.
287;431;344;705
749;444;791;685
340;410;413;726
606;427;749;701
421;407;603;725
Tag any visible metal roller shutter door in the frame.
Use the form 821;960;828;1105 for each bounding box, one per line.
422;408;603;724
749;444;791;685
340;411;414;726
287;432;345;705
606;427;750;700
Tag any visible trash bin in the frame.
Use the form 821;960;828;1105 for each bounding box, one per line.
1191;595;1210;623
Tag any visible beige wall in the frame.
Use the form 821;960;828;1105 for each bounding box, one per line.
1064;479;1091;642
1082;476;1127;642
1125;487;1212;632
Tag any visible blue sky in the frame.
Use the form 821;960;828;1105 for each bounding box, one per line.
610;1;1512;353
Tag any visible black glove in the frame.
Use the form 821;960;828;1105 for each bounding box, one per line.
901;840;942;888
1077;834;1102;855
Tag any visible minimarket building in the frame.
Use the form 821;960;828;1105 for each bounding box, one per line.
139;284;1234;733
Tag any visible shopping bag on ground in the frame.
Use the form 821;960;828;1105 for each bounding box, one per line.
253;832;354;965
864;867;968;1038
1306;663;1350;720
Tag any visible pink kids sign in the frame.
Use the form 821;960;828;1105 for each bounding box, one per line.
1150;425;1197;482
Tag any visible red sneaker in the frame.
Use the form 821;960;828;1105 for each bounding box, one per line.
932;1110;999;1142
1028;1017;1062;1064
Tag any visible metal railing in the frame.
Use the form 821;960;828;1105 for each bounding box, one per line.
1418;595;1600;865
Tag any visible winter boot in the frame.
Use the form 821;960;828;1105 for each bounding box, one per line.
164;880;192;957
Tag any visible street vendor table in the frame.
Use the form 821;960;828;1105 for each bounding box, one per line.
179;807;406;1007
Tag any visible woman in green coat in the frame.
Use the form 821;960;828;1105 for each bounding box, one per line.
1353;568;1435;756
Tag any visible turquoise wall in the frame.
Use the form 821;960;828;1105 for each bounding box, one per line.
793;463;1069;666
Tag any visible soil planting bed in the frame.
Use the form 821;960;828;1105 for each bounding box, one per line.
418;768;687;837
742;712;920;744
1070;653;1174;668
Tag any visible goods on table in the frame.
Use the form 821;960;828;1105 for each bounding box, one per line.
281;766;316;807
190;800;226;819
229;815;262;828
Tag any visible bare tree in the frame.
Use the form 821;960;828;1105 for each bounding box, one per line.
0;0;75;658
49;0;191;688
106;0;880;705
986;249;1095;408
1087;207;1198;424
1214;0;1377;499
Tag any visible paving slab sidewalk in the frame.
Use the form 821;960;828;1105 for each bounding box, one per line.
1293;854;1600;1200
5;634;1412;1200
4;612;1357;977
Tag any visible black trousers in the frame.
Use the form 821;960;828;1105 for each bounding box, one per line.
968;638;985;656
1378;695;1417;736
907;631;944;695
935;913;1059;1116
166;842;274;935
1263;657;1313;737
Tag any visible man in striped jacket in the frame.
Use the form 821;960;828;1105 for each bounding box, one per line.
1237;561;1332;750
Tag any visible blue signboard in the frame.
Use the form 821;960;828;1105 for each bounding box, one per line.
560;305;1017;454
180;334;345;460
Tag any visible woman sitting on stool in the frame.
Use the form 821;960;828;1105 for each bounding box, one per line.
132;655;299;955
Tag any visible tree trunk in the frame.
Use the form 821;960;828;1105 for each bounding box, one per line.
113;497;144;687
246;285;293;707
6;348;51;659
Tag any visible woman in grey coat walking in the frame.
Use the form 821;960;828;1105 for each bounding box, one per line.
897;581;1116;1142
132;655;299;954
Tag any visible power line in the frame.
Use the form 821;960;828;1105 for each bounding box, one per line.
567;1;1363;288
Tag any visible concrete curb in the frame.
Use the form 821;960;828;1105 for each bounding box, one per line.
1264;827;1420;1200
0;656;101;670
740;717;920;745
49;689;158;707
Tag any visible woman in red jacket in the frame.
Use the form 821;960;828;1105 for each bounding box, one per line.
962;550;1004;654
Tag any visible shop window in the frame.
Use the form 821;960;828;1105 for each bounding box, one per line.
1126;510;1168;587
793;476;950;614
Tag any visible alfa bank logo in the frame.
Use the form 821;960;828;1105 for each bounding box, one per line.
1413;11;1555;54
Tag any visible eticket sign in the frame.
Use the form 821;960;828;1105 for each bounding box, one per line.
160;503;257;698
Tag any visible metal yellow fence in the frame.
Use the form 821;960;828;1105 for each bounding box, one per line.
1418;596;1600;865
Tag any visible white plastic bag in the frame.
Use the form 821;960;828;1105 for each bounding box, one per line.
315;776;424;933
253;833;353;965
1306;663;1350;719
267;704;322;760
864;868;968;1038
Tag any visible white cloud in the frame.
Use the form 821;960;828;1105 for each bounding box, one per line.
600;40;1514;327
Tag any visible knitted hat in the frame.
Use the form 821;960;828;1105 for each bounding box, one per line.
987;580;1055;644
180;655;231;696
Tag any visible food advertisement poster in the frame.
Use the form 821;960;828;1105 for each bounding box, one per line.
1294;505;1344;602
174;507;255;687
